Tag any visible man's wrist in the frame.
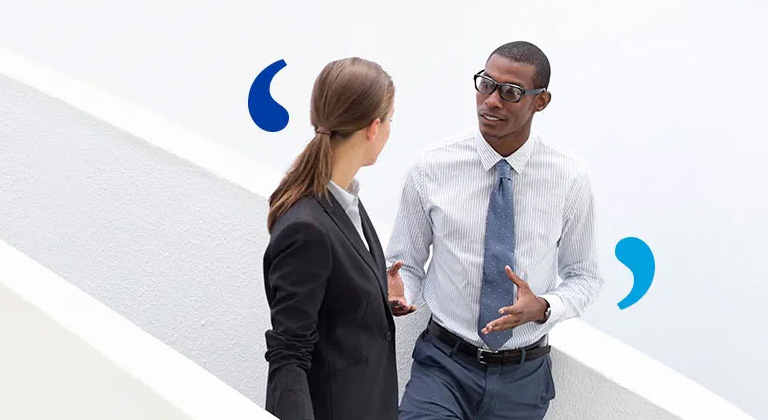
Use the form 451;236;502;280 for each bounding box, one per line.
536;297;551;323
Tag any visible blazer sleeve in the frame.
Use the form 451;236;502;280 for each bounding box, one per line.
264;219;332;420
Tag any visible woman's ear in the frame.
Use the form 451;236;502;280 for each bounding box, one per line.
365;118;382;141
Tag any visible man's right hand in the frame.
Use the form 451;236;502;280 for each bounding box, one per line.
387;261;416;316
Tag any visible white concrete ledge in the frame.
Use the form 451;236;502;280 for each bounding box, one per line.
549;320;754;419
0;239;274;420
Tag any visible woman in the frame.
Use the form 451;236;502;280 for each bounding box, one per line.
263;57;398;420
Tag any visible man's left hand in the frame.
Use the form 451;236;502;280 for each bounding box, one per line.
481;266;549;335
387;261;417;316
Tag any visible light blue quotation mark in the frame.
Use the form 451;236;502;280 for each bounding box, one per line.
248;59;289;132
615;237;655;310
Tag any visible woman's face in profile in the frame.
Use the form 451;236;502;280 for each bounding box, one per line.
366;105;394;166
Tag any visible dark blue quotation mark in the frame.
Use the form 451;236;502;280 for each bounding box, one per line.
615;237;655;310
248;59;289;132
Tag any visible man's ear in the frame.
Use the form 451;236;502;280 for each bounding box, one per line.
535;91;552;112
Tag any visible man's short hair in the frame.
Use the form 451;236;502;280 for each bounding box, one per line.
489;41;551;89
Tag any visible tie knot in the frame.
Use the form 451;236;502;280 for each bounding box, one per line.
495;160;512;179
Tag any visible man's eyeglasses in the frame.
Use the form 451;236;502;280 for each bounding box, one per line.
473;71;546;103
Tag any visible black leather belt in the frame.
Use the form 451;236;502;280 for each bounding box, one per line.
427;319;551;365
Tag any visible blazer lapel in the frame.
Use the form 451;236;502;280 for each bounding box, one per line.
359;202;387;298
316;194;379;281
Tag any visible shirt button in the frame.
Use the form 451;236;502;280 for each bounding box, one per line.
385;332;393;341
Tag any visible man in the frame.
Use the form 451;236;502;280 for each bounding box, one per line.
386;41;603;419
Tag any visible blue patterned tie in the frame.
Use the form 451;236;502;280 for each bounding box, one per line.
478;160;516;350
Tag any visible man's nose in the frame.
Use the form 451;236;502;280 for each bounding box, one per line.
484;89;503;109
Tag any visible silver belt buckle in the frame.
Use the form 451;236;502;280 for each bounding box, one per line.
476;348;498;365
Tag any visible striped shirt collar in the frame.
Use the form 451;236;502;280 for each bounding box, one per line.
473;131;538;174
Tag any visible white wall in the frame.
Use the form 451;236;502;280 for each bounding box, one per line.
0;52;755;420
1;1;767;417
0;240;272;419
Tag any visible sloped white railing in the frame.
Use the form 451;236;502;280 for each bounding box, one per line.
0;239;275;419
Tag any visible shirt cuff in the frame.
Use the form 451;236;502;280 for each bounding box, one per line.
538;293;566;325
404;284;418;308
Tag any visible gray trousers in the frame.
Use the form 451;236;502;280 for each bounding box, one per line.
399;329;555;420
